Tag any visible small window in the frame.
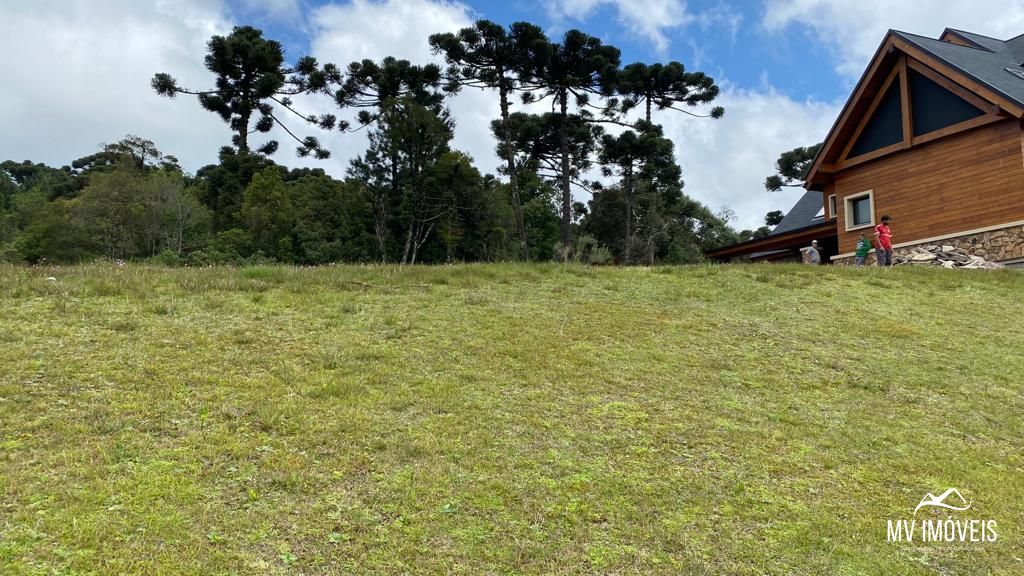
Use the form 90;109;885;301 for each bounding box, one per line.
844;191;875;231
828;194;837;218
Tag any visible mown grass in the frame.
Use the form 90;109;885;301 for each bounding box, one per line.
1;262;1022;575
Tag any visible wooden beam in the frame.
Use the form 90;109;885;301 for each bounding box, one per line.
705;222;837;259
899;55;912;149
909;114;1005;147
938;29;991;51
838;64;901;163
892;36;1024;118
835;140;907;171
834;115;1009;171
804;34;900;187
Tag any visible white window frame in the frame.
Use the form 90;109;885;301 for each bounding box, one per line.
828;194;837;219
844;190;875;231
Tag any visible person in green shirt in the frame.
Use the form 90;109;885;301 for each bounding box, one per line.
854;232;872;266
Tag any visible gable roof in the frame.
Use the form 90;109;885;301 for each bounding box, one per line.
896;29;1024;110
703;190;829;260
771;190;824;235
804;27;1024;189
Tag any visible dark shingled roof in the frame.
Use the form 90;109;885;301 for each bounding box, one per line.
894;29;1024;110
771;190;824;236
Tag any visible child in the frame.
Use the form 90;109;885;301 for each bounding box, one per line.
874;215;893;266
854;232;871;266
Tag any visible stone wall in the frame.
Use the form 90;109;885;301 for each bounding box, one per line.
832;223;1024;265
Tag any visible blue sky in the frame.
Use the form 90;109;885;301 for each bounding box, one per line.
231;0;849;107
2;0;1021;229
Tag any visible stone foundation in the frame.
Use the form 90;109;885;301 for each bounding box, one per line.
832;224;1024;265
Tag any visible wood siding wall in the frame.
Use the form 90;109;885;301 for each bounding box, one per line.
833;119;1024;254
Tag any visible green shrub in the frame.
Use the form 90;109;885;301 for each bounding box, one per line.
150;250;183;267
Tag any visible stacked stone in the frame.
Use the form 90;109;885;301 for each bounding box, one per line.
893;245;1003;269
834;225;1024;266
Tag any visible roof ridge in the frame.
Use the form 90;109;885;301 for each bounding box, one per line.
895;30;1024;114
945;28;1007;43
895;30;994;54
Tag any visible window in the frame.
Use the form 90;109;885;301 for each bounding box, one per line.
848;80;904;158
844;191;875;231
828;194;837;219
909;68;983;137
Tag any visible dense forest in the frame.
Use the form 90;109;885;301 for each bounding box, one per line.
0;22;743;266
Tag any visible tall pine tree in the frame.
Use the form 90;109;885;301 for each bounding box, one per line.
430;20;549;260
152;26;334;158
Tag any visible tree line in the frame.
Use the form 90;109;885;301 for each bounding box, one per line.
1;22;743;265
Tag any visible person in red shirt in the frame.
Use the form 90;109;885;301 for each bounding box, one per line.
874;215;893;266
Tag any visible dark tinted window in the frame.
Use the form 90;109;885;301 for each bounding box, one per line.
909;68;983;137
849;80;904;158
851;196;872;226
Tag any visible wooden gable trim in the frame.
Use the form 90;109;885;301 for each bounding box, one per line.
909;113;1005;147
891;36;1024;118
835;141;906;171
837;64;902;163
803;34;900;189
806;32;1024;188
942;34;974;48
834;114;1007;172
938;29;991;51
899;55;913;147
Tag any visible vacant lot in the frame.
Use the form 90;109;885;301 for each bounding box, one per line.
1;263;1022;575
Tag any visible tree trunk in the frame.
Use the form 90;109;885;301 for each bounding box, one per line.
499;80;530;261
645;95;652;125
411;222;433;265
238;73;253;154
238;112;250;154
558;92;572;259
624;164;633;265
401;220;415;265
373;190;388;262
176;196;184;256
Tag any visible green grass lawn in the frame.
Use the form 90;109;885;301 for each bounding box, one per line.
1;263;1023;575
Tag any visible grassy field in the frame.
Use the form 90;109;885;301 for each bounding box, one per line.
1;263;1023;575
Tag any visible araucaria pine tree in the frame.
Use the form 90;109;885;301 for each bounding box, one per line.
521;30;621;256
152;26;335;159
430;20;549;260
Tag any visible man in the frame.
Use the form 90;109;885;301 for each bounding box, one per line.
874;215;893;266
804;239;821;265
854;232;871;266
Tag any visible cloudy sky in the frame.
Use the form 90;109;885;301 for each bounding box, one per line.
2;0;1022;229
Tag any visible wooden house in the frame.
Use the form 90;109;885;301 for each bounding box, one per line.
709;28;1024;264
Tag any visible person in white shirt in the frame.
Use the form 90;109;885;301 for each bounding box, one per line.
803;240;821;265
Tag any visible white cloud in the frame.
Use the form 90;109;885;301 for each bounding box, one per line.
763;0;1024;78
546;0;691;54
0;0;232;172
661;84;841;230
297;0;508;178
0;0;834;233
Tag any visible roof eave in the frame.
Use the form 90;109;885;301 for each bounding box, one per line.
804;30;900;189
